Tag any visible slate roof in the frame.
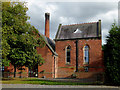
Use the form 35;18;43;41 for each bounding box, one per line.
55;20;101;40
38;32;58;56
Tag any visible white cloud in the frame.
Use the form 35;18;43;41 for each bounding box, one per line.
86;9;118;45
59;16;76;24
24;0;119;2
102;28;109;44
45;4;58;14
27;1;58;15
87;9;118;23
25;1;118;45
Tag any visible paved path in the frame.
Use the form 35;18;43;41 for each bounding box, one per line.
1;84;120;89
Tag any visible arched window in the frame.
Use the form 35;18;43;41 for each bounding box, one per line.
84;45;89;64
66;46;71;64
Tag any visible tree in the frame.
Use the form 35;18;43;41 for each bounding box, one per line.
104;23;120;85
2;2;45;77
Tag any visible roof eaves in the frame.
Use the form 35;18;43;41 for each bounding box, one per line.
38;32;58;56
55;24;62;39
45;41;58;56
54;37;101;41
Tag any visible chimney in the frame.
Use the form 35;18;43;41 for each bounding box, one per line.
45;13;50;38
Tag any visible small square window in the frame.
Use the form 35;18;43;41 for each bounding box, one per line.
85;67;88;72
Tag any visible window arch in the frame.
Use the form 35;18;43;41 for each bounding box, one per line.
84;45;89;64
66;46;71;64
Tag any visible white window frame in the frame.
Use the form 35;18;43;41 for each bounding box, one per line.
83;45;89;64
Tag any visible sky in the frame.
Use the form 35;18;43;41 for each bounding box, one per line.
25;0;119;45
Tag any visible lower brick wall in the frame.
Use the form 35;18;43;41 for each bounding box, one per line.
3;72;28;78
3;63;29;78
56;66;104;77
56;67;75;78
38;73;53;78
56;71;104;82
55;66;104;82
75;72;104;82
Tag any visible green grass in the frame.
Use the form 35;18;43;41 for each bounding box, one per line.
2;78;103;85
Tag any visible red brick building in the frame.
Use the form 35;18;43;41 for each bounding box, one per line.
37;13;104;81
2;13;104;81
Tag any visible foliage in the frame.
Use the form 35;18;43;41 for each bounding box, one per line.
104;23;120;85
2;2;45;77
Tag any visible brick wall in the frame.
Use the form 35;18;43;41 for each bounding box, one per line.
3;44;56;78
55;38;104;79
3;38;104;80
3;63;28;78
37;45;55;78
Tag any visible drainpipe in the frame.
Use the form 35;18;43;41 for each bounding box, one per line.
54;56;55;78
75;40;78;72
98;19;101;37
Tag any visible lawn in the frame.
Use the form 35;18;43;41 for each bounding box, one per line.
2;78;103;85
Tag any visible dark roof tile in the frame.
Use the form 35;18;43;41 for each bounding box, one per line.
55;20;101;40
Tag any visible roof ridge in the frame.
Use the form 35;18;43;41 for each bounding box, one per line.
62;22;97;26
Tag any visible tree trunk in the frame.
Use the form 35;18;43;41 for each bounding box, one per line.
20;66;22;78
14;65;16;78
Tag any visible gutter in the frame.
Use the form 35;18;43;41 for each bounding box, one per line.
75;40;78;72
